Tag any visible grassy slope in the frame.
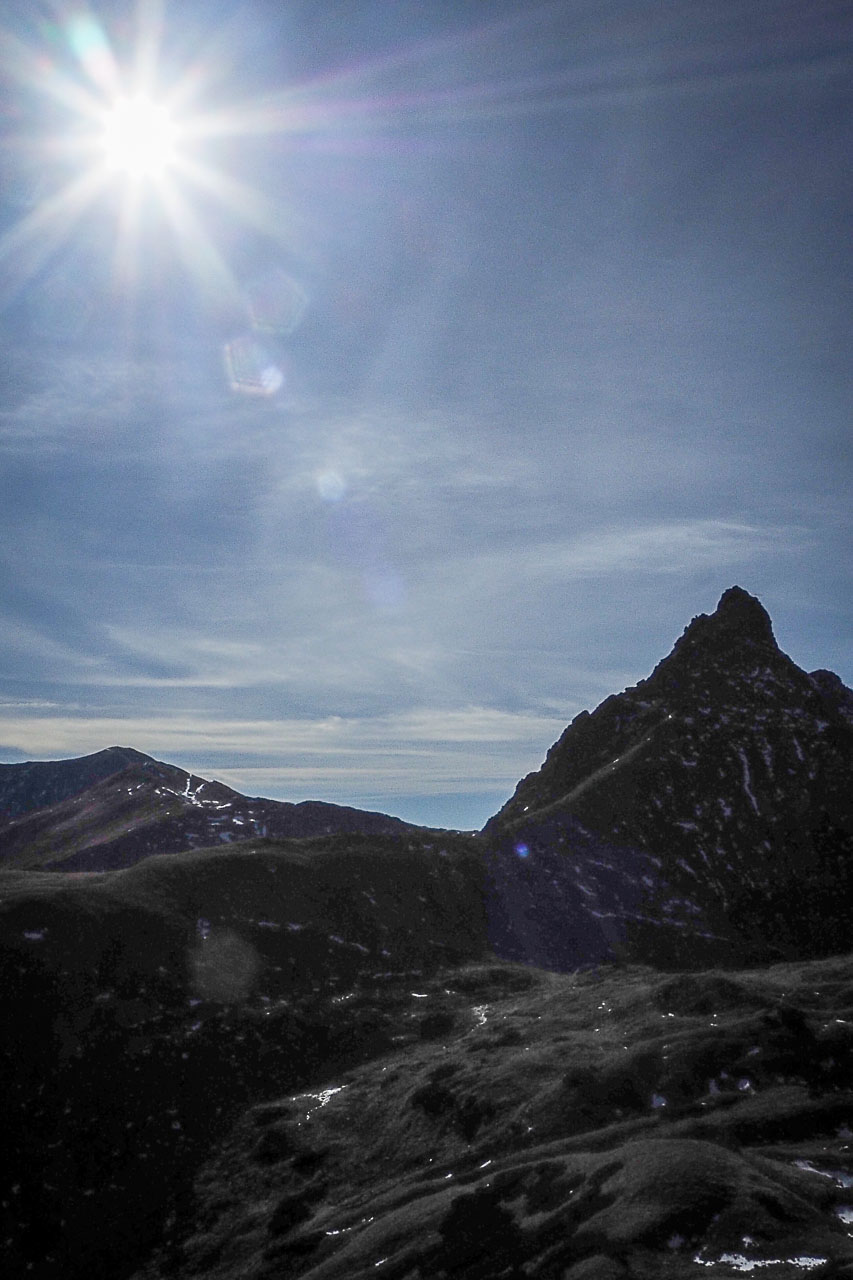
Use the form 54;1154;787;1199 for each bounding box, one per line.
0;765;419;871
132;957;853;1280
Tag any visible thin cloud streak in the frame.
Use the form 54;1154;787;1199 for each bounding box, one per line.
0;706;568;804
0;707;567;752
7;517;798;691
447;520;801;590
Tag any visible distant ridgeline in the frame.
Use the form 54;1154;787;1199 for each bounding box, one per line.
0;586;851;971
483;587;853;969
0;748;415;872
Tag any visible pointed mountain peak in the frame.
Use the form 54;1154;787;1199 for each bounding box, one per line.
668;585;777;664
713;585;775;638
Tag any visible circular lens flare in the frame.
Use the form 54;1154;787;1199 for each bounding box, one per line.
99;94;179;179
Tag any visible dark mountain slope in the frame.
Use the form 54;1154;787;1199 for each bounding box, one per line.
0;751;418;871
483;587;853;969
0;830;488;1279
0;745;151;818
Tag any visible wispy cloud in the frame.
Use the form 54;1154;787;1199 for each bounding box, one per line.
6;515;800;697
425;519;789;591
0;705;567;806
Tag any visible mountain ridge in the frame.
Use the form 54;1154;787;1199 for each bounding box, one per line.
0;748;421;871
3;586;852;970
482;585;853;969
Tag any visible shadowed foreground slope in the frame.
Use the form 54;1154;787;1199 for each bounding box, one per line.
131;956;853;1280
0;833;488;1279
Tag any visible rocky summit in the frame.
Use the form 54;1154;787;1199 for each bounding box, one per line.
483;587;853;971
2;586;852;1280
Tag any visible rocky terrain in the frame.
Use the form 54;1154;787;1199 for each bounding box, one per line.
2;586;852;1278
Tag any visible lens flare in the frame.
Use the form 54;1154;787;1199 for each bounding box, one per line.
224;334;284;396
316;470;347;502
190;929;260;1003
65;14;118;96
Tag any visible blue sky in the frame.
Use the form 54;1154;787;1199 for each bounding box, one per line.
0;0;850;829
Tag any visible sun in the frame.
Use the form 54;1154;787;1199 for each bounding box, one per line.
0;5;317;335
98;94;181;181
0;7;272;306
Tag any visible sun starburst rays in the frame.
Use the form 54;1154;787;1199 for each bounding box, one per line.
177;152;298;248
155;178;242;307
0;167;107;311
1;3;514;327
0;7;302;314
